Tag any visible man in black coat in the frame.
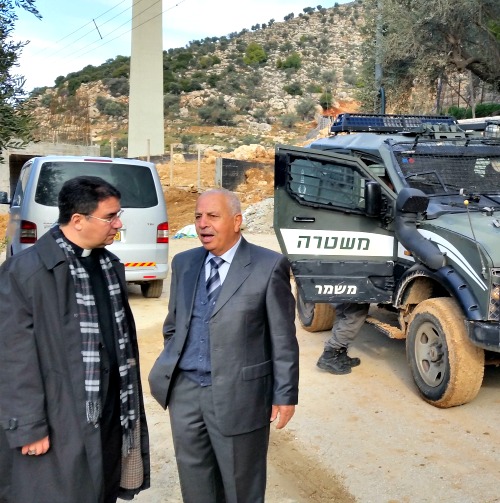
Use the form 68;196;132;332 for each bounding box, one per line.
0;176;150;503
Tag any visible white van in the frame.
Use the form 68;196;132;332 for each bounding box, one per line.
2;155;169;298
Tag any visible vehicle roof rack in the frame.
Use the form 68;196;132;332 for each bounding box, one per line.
330;113;458;134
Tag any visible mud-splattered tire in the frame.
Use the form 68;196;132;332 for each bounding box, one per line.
406;297;484;408
141;280;163;298
295;285;335;332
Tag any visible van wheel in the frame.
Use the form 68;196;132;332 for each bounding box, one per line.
406;297;484;408
141;280;163;298
295;287;335;332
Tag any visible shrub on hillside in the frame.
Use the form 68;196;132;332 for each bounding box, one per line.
284;82;303;96
296;97;317;119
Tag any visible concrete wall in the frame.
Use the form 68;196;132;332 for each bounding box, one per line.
0;142;100;196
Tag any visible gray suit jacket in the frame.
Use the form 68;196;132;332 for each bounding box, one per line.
149;237;299;436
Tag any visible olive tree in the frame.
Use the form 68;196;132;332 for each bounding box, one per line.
358;0;500;111
0;1;41;154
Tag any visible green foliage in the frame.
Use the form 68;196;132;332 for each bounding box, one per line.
253;107;268;123
280;41;294;53
343;66;358;86
95;96;127;117
180;134;196;151
447;103;500;119
54;55;130;91
207;73;221;88
178;78;203;92
446;106;468;120
103;77;129;97
236;97;252;112
100;136;128;158
40;93;53;108
295;97;318;119
0;0;41;156
241;134;262;145
235;39;247;53
278;52;302;71
198;55;221;69
280;113;299;129
283;82;303;96
306;83;323;93
358;0;500;110
488;19;500;40
264;40;279;52
30;86;48;97
319;91;333;110
163;94;180;116
243;42;268;66
320;70;337;84
198;97;236;126
475;102;500;117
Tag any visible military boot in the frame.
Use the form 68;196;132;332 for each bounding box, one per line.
316;349;351;375
337;347;361;367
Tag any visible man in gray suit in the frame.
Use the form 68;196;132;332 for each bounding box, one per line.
149;188;299;503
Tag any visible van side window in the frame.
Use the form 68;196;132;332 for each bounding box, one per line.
11;164;32;207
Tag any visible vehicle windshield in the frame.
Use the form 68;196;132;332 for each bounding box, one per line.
35;161;158;208
392;139;500;197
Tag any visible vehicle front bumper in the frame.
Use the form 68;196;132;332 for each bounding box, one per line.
467;320;500;352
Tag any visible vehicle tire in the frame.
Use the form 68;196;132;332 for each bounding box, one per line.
406;297;484;408
140;279;163;298
295;285;335;332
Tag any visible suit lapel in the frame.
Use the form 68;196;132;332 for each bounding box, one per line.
180;247;207;311
212;238;252;316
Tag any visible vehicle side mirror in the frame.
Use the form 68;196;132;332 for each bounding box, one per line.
0;191;9;204
396;187;429;213
365;181;382;217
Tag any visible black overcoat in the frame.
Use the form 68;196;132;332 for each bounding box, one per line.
0;232;150;503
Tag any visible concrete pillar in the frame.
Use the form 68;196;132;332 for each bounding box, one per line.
128;0;164;158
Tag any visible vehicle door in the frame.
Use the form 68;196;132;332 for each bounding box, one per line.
274;145;396;305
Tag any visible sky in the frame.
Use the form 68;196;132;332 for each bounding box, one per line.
12;0;351;92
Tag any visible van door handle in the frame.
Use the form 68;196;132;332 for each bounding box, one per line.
293;216;316;222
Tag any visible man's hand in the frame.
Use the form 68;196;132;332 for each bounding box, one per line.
21;436;50;456
270;405;295;429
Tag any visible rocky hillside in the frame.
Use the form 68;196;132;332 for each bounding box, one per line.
29;2;365;155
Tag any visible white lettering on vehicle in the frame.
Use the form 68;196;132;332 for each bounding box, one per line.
280;229;394;257
315;284;357;295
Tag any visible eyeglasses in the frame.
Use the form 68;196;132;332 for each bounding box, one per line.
85;209;124;224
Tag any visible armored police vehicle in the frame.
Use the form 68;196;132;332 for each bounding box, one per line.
274;113;500;407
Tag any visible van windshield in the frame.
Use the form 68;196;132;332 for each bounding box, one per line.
34;161;159;208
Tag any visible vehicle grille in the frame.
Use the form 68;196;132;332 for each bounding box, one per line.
489;283;500;321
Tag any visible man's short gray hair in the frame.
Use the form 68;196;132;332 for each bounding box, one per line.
200;188;242;215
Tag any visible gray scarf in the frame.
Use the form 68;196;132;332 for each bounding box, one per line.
51;226;138;454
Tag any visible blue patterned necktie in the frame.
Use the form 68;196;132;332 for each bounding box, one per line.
206;257;224;302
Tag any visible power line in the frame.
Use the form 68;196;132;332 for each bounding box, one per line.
29;0;130;57
37;0;186;71
76;0;186;61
